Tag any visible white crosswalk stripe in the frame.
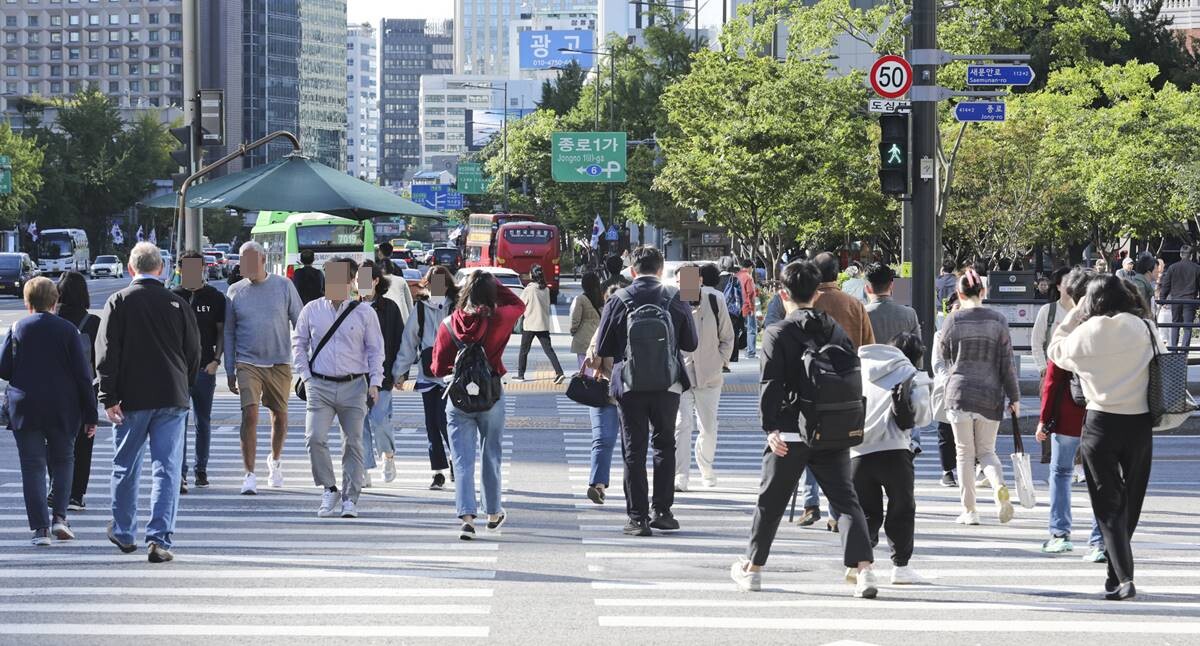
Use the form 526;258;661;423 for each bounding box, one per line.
563;428;1200;638
206;393;518;421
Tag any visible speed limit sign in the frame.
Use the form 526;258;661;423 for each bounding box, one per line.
870;55;913;99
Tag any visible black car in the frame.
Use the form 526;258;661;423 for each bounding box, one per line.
0;253;40;297
430;247;463;272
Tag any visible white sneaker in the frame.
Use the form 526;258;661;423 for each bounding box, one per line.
362;470;373;489
995;485;1015;524
730;558;761;592
240;473;257;495
853;568;879;599
383;457;397;483
1073;464;1086;484
891;565;921;585
844;567;858;583
674;477;688;493
268;459;283;487
701;477;718;488
317;490;338;517
341;499;358;518
955;511;980;525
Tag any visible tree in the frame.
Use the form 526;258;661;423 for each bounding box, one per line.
538;61;588;116
0;121;45;229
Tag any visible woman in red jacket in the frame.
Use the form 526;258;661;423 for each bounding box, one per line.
431;271;524;540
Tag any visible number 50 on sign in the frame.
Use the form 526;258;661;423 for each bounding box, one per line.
870;55;913;100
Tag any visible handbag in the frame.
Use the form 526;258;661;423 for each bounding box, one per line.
1143;319;1197;430
416;302;434;377
294;301;360;401
1009;416;1037;509
566;367;610;408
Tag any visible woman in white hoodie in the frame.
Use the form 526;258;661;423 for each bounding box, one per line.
852;333;932;585
1047;274;1161;601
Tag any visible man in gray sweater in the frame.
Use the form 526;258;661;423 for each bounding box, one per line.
865;263;920;346
224;242;303;495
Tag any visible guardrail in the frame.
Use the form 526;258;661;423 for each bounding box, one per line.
985;297;1200;354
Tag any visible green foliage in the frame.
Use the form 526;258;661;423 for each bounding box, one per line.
0;121;45;228
538;61;588;116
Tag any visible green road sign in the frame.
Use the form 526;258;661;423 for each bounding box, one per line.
551;132;627;183
0;155;11;196
457;162;486;195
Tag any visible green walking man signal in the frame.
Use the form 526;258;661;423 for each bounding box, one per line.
885;144;903;166
878;114;909;195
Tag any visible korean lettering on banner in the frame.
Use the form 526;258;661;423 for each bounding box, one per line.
530;33;550;59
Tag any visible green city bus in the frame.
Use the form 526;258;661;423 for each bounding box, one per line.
250;211;375;278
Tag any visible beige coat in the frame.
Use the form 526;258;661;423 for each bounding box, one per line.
569;294;601;354
520;283;553;332
683;286;736;390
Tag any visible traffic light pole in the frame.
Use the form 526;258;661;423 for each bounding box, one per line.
182;0;201;252
911;0;938;367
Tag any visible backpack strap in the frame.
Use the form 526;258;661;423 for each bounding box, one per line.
417;301;426;350
1041;302;1057;357
615;286;635;312
708;292;720;320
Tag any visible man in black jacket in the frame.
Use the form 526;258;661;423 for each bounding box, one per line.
292;248;325;304
1159;244;1200;349
594;246;699;537
730;260;878;598
96;242;201;563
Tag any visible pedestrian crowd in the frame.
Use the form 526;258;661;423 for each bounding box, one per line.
0;241;1169;603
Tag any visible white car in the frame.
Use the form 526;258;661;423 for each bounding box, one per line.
454;266;524;289
90;255;124;279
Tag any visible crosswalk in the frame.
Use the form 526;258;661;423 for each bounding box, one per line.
556;392;761;420
207;392;519;423
565;428;1200;639
0;419;513;638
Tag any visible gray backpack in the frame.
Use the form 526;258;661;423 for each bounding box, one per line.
618;286;679;392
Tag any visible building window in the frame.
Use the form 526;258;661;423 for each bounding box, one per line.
51;32;63;43
148;78;158;91
148;13;158;24
108;14;119;24
68;47;79;58
68;64;78;75
129;79;139;91
69;13;80;23
87;63;98;75
168;29;180;41
168;12;180;24
128;46;139;57
5;16;15;27
148;31;158;41
50;64;61;76
89;15;99;25
51;15;63;26
87;47;98;59
147;45;158;57
28;65;40;76
50;81;62;93
128;30;139;41
129;14;139;24
4;65;16;77
69;32;80;42
50;50;62;60
4;33;15;44
108;30;120;42
128;62;139;74
147;62;159;74
108;46;119;58
28;16;40;26
108;80;118;92
108;63;118;74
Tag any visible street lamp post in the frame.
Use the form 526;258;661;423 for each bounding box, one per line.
462;81;509;212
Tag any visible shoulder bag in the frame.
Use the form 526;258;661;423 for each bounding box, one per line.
1144;319;1197;431
416;302;434;377
567;365;610;408
294;301;359;401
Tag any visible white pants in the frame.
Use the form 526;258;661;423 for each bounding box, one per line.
674;386;721;486
949;412;1005;513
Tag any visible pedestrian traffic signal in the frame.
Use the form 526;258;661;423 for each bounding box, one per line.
878;114;908;196
170;125;194;192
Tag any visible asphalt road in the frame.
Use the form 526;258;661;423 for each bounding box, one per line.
0;276;1197;644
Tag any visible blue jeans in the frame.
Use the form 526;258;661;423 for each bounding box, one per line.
588;404;619;487
110;407;188;549
184;369;216;476
14;427;75;530
801;467;821;508
745;310;757;358
446;392;505;519
1049;433;1104;547
362;390;394;470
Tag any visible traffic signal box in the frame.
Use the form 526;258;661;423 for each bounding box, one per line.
878;114;909;195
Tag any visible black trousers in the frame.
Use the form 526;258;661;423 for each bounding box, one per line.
728;314;745;363
421;385;452;472
746;441;874;567
71;425;93;502
1080;410;1153;586
517;330;564;377
937;422;956;473
852;449;916;567
616;390;680;522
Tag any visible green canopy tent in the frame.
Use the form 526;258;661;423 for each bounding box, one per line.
142;155;445;220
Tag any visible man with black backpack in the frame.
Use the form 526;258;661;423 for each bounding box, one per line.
594;246;699;537
731;260;878;598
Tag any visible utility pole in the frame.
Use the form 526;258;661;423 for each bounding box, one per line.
182;0;201;252
911;0;938;362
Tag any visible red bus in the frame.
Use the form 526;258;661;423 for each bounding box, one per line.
465;213;561;302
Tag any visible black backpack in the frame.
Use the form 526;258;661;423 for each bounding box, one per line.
442;319;502;413
795;338;866;450
890;375;917;430
618;285;679;393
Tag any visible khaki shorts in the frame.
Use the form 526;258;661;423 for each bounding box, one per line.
236;363;291;413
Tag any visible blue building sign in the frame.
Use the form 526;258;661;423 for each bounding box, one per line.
410;185;464;212
518;30;595;70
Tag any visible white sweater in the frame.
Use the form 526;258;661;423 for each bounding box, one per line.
1047;311;1162;415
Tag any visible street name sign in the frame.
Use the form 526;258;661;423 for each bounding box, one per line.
0;155;11;196
551;132;627;183
410;185;464;211
869;55;913;99
456;163;487;195
868;99;912;114
954;101;1006;122
966;65;1035;87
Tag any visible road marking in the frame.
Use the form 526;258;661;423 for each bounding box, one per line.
0;568;497;580
0;624;490;637
0;586;494;598
0;602;491;615
596;617;1200;634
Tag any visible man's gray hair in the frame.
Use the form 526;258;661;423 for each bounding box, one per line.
240;240;266;260
129;242;163;275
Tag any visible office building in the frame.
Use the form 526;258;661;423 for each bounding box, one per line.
299;0;348;170
508;8;597;81
417;74;538;170
200;0;243;172
1;0;186;115
455;0;588;75
347;22;379;182
597;0;685;47
379;18;452;187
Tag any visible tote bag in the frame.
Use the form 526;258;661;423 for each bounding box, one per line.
1143;320;1196;431
1009;417;1037;509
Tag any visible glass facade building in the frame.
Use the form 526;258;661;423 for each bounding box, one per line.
378;18;451;187
299;0;346;170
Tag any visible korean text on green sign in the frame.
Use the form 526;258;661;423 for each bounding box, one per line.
0;155;11;196
551;132;627;183
457;163;487;195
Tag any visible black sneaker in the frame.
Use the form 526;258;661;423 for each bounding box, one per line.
459;523;476;541
587;485;604;505
147;542;174;563
797;506;820;527
179;479;189;495
430;473;446;490
486;513;507;531
940;472;958;488
650;511;680;532
623;519;652;537
194;471;210;488
67;498;86;511
827;518;840;534
106;521;137;554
